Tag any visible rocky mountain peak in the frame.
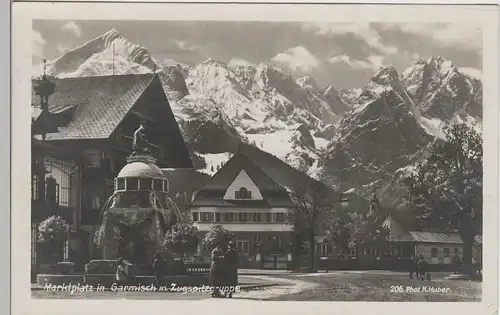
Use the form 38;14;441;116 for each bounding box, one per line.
201;58;228;68
101;28;121;44
296;76;319;92
228;58;255;69
339;88;362;106
322;84;350;116
371;65;400;87
401;56;481;123
46;28;157;78
38;28;483;209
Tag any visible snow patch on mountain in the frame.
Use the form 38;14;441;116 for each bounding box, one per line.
339;88;362;106
313;136;329;151
38;29;483;208
57;51;151;78
418;117;447;140
296;76;320;92
196;152;233;175
177;58;335;171
46;28;158;78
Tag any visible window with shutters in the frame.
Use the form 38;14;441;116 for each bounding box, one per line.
237;212;248;222
275;213;286;223
252;213;262;222
201;212;213;222
235;187;252;199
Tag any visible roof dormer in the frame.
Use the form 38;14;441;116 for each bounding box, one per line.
223;169;263;200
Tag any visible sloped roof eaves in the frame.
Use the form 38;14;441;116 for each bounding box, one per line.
410;231;463;244
392;231;464;244
87;78;153;138
33;74;155;140
189;198;296;208
200;153;286;192
390;234;417;242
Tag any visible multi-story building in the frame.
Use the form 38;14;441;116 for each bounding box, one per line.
31;73;192;275
188;152;296;269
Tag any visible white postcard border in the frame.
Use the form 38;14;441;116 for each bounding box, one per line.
11;2;499;315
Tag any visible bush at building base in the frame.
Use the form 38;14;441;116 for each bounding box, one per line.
37;215;70;264
203;224;235;249
163;223;199;261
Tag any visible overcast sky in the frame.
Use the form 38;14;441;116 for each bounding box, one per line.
33;20;482;89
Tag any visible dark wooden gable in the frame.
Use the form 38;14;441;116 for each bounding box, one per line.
113;75;193;169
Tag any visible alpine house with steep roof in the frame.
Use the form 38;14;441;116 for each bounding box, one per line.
31;73;192;274
356;191;482;268
188;152;296;269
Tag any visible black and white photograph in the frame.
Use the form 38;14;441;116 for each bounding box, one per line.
10;2;499;312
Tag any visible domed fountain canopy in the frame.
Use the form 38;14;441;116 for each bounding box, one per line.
117;155;166;179
115;154;169;193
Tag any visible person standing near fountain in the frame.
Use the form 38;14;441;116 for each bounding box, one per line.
116;257;129;285
224;241;239;298
153;253;166;288
209;242;225;298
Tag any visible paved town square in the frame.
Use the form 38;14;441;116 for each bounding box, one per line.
32;271;481;302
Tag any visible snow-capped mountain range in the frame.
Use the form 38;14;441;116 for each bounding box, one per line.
35;29;482;208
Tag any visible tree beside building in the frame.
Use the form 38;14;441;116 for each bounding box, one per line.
405;123;482;275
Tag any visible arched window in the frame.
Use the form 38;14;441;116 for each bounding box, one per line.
235;187;251;199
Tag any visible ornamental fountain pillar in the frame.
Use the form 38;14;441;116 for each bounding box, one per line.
94;125;182;265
